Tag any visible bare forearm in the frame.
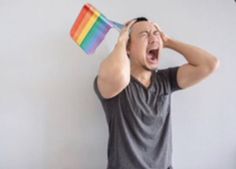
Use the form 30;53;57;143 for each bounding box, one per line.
165;38;219;70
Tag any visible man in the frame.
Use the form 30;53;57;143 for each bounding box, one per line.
93;17;220;169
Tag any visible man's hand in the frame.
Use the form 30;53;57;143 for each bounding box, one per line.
117;20;136;44
152;22;170;48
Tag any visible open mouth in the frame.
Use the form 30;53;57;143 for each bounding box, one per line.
146;48;159;63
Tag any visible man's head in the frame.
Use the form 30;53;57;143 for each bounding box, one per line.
126;17;163;72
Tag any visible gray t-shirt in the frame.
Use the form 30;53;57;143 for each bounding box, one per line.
94;67;182;169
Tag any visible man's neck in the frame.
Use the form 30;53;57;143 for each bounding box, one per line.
131;66;153;88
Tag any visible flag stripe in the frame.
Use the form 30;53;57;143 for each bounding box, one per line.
81;16;111;54
76;11;100;45
70;3;122;54
71;4;100;42
70;6;87;38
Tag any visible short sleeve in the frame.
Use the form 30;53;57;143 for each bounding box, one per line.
93;75;107;101
93;75;116;123
158;66;182;93
168;66;182;92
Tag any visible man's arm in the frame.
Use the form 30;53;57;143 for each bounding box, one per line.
153;22;220;89
165;38;220;89
97;20;135;99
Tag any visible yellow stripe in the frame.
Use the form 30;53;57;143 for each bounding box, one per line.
76;11;100;45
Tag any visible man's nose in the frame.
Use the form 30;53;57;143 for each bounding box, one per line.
148;34;159;45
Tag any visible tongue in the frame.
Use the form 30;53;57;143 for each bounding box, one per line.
147;53;153;59
147;53;157;63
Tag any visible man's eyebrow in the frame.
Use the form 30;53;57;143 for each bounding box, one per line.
138;29;159;35
153;29;160;34
138;30;149;35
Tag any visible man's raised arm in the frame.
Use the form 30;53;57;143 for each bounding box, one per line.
97;20;135;99
165;38;220;89
154;23;220;89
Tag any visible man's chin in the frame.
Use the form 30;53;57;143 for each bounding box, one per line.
142;65;158;72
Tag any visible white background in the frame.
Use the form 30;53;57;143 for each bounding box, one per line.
0;0;236;169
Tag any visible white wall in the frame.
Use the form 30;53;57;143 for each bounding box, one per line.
0;0;235;169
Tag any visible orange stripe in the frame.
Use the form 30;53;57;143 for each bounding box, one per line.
71;4;99;41
70;5;87;37
71;5;91;39
76;12;99;44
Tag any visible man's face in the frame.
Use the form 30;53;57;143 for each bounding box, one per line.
127;21;163;71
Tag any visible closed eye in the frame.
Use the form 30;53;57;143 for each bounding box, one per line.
139;30;160;38
139;32;148;37
153;31;161;36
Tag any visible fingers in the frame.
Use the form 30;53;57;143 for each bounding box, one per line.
152;22;170;48
125;19;136;28
151;22;162;32
123;19;136;32
151;22;166;39
117;19;136;43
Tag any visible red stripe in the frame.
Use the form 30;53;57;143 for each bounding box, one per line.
70;4;99;41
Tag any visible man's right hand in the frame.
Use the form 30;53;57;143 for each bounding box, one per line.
117;20;136;44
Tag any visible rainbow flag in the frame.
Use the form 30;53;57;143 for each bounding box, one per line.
70;3;124;54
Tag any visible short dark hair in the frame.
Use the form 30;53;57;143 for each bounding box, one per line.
134;17;148;23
